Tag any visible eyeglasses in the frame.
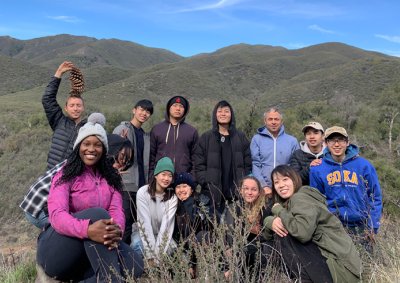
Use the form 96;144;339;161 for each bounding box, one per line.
326;139;347;145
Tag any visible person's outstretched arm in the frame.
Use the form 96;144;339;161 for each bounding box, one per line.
42;62;73;131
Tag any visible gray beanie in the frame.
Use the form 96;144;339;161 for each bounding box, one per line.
73;113;108;151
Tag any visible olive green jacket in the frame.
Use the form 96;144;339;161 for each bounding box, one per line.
263;186;362;283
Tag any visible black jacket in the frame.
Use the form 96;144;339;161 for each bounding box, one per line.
42;77;87;170
289;141;325;186
172;194;213;244
195;101;252;211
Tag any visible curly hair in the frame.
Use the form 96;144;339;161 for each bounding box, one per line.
54;142;124;192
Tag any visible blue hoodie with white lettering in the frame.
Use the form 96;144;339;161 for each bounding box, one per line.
310;144;382;234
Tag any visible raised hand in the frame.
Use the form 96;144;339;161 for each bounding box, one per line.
54;61;74;78
121;128;129;139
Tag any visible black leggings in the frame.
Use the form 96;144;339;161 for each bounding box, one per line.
36;207;144;282
275;234;333;283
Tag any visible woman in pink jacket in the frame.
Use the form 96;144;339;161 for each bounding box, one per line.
36;114;143;282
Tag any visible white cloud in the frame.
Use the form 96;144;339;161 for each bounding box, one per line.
309;24;334;34
47;16;81;23
375;34;400;44
169;0;242;13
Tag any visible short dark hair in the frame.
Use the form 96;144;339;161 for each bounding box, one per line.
215;100;231;109
270;165;302;205
134;99;153;115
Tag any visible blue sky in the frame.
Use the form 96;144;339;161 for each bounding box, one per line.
1;0;399;57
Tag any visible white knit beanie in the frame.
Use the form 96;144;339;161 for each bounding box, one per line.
73;113;108;151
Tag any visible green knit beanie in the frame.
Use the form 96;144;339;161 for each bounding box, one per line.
154;157;175;176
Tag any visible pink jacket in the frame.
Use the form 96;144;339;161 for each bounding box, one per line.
48;165;125;239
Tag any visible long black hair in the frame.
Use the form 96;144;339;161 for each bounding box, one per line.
107;134;134;170
54;141;124;192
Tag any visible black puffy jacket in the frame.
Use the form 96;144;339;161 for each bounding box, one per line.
289;141;325;186
42;77;87;170
195;102;252;211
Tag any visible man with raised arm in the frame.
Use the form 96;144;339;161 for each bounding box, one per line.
42;61;87;170
250;108;299;198
113;99;154;245
149;95;199;179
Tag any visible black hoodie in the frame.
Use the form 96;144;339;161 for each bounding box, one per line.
149;95;199;179
195;101;252;212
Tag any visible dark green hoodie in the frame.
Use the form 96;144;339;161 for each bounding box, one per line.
263;186;362;283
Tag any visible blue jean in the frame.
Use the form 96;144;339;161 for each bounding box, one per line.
131;235;176;258
25;209;48;230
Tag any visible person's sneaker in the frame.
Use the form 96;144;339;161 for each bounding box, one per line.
34;263;64;283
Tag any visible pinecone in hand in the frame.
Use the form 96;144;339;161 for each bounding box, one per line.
69;67;85;96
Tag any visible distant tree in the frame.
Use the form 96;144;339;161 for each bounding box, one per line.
377;82;400;151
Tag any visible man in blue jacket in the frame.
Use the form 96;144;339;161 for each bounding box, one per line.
310;126;382;245
250;108;299;198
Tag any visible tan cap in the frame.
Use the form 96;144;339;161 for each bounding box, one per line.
301;122;324;133
325;126;348;139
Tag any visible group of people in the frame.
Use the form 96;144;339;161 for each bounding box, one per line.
20;62;382;282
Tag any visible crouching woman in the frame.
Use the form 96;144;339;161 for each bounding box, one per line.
224;176;273;280
135;157;178;264
264;165;362;283
36;118;143;282
172;172;213;277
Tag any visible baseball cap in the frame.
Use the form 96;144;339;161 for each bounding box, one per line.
301;122;324;133
325;126;348;139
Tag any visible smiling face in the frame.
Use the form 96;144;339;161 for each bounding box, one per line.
133;106;151;125
241;179;261;204
155;171;173;190
79;136;103;170
65;97;84;121
272;172;295;200
175;183;193;201
304;128;324;150
264;111;283;136
326;133;350;162
216;106;231;125
112;148;132;170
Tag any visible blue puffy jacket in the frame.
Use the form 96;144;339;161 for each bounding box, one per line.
310;144;382;233
250;125;299;188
